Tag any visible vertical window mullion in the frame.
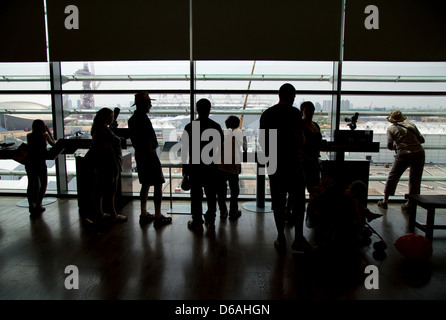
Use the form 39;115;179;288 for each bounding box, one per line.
49;61;68;195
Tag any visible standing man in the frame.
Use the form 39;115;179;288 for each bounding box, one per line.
259;83;312;252
128;92;172;228
182;98;224;232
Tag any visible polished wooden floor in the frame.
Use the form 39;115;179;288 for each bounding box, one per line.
0;195;445;300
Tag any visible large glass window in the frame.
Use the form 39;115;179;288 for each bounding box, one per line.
0;95;54;193
58;61;190;194
0;62;52;193
194;60;337;198
59;91;191;195
340;62;446;198
1;59;445;199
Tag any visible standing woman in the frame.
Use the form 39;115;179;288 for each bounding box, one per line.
90;107;127;222
26;119;56;217
300;101;322;196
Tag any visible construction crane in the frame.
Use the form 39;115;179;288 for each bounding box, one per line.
239;61;256;129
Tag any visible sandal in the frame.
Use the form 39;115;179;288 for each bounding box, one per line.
139;212;155;225
377;200;388;209
153;214;172;228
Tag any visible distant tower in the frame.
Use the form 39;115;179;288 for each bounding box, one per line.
74;63;101;119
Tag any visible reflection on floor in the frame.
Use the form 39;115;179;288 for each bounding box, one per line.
0;196;445;300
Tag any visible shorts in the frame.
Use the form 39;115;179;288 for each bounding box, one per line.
135;154;165;186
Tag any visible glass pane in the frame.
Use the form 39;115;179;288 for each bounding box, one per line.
0;62;50;90
194;93;333;196
342;62;446;92
63;93;191;195
339;94;446;197
61;61;190;91
195;61;335;91
0;94;54;192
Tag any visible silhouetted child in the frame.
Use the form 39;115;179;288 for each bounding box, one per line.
216;115;247;220
307;179;382;250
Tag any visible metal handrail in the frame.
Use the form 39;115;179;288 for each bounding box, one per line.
2;74;446;83
1;169;445;182
1;108;446;117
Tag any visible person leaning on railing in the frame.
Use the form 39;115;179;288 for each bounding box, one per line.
377;110;425;211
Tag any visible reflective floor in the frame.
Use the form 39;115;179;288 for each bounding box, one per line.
0;196;445;300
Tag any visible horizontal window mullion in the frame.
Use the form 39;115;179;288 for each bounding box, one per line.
1;89;445;96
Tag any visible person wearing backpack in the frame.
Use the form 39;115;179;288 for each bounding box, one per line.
377;110;425;211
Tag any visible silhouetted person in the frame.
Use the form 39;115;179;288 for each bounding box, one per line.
26;119;56;217
217;115;247;220
90;107;127;222
377;110;425;211
307;180;382;251
182;98;224;232
336;181;382;249
300;101;322;196
259;83;313;252
285;101;322;222
345;181;382;225
128;92;172;228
